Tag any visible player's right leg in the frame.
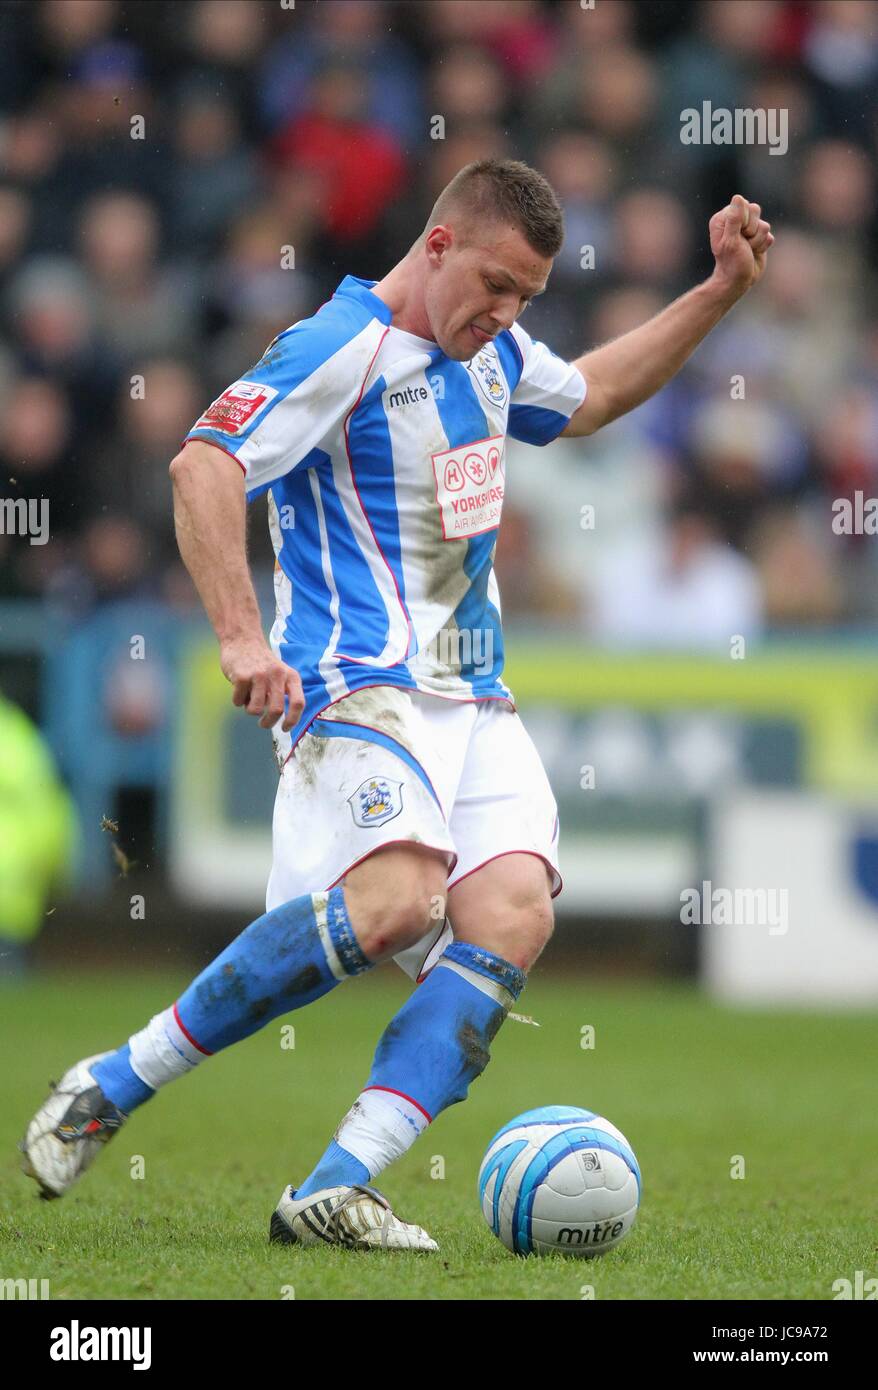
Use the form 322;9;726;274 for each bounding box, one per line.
20;843;447;1202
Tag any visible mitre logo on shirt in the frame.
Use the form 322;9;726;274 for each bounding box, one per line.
431;435;505;539
194;379;279;436
385;383;432;410
467;349;508;409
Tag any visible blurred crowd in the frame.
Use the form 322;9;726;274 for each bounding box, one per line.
1;0;877;645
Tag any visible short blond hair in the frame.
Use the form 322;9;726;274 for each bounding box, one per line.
426;158;564;258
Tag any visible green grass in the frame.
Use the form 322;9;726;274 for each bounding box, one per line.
1;968;876;1300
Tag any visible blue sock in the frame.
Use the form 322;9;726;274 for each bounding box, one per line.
296;941;526;1196
366;941;526;1115
90;1043;154;1112
295;1139;371;1197
92;885;370;1112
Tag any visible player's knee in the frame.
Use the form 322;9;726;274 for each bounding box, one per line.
343;846;448;961
507;892;554;971
358;884;446;960
483;873;554;972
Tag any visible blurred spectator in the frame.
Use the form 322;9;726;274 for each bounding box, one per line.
688;227;858;425
813;383;878;621
45;514;153;619
477;0;559;86
203;202;319;384
0;107;71;255
0;376;79;598
751;508;844;627
182;0;273;134
77;192;196;366
37;0;118;60
259;0;422;147
537;132;617;285
49;37;169;216
169;83;262;256
0;187;32;280
798;140;876;235
6;257;99;396
734;71;815;217
804;0;878;142
657;0;784;148
269;59;407;258
493;502;579;625
529;0;637;132
688;395;809;547
428;44;511;131
92;358;203;547
609;189;695;296
186;0;268;72
587;496;764;649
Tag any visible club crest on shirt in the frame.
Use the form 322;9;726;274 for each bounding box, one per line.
467;350;508;410
348;776;404;828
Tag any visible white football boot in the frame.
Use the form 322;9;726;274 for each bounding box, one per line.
270;1183;438;1252
20;1052;127;1199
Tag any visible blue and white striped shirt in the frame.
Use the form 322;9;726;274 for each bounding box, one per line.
183;275;587;753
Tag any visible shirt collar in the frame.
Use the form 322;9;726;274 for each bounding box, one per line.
334;274;393;326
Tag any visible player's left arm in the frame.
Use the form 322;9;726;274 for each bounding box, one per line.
561;194;774;438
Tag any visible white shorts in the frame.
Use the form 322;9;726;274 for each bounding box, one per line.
265;685;561;980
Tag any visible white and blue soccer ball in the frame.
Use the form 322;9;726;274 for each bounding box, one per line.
478;1105;641;1257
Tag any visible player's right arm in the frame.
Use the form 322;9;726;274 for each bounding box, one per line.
173;294;387;728
169;439;304;731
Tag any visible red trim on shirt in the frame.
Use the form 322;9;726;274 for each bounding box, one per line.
334;326;414;666
180;435;247;475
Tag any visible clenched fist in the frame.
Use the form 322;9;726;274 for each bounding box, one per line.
220;634;305;732
709;193;775;298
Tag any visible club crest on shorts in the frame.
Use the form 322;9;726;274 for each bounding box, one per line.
467;350;508;409
348;776;404;828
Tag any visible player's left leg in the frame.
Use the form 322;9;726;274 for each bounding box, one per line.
292;853;550;1200
288;700;559;1213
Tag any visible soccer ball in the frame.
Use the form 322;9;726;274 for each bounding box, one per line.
478;1105;641;1257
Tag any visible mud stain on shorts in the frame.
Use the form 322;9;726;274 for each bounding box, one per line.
290;731;330;789
320;686;414;755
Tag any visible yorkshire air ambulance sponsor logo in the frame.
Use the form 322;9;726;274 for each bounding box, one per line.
431;434;505;539
194;379;278;436
348;776;404;828
467;349;508;409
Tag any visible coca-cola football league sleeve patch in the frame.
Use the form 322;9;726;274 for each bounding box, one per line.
182;312;384;498
193;380;279;438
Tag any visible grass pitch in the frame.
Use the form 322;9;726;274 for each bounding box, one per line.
1;967;875;1301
